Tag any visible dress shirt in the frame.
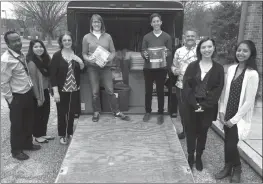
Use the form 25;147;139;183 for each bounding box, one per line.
171;45;197;89
1;49;33;103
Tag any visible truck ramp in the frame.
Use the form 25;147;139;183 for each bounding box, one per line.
55;114;194;183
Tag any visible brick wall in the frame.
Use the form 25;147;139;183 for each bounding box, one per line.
244;2;262;98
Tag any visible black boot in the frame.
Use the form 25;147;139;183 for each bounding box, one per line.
178;132;185;139
215;163;232;179
195;153;203;171
230;165;242;183
188;154;194;169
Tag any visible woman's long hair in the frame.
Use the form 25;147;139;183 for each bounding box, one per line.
26;39;50;66
196;37;217;61
235;40;258;71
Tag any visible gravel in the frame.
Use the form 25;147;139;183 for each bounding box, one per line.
172;116;263;183
1;96;70;183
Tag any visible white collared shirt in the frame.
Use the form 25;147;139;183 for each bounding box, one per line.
1;49;33;103
171;45;197;89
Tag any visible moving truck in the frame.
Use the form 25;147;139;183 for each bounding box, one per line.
67;0;184;114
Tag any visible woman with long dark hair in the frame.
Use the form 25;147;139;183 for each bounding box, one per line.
27;39;55;143
50;31;84;145
183;37;224;171
215;40;259;183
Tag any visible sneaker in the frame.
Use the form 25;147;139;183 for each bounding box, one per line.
60;136;68;145
178;132;185;139
170;113;177;118
92;112;100;122
143;113;151;122
157;114;164;125
115;112;130;121
12;151;29;160
24;144;41;151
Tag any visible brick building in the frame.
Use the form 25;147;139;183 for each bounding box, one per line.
239;2;262;98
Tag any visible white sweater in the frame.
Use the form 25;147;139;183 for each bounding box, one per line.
219;64;259;140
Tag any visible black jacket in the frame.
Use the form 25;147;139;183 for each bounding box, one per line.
50;50;81;91
183;60;224;119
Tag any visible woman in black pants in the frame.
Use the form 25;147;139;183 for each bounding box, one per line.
27;39;55;143
216;40;259;183
183;37;224;171
50;31;84;145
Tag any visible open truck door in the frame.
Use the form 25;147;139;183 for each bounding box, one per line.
67;0;184;114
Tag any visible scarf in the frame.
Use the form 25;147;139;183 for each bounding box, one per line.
30;55;50;77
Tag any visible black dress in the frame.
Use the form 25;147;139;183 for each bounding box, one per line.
224;68;245;121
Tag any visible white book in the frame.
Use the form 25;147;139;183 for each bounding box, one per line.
92;46;111;67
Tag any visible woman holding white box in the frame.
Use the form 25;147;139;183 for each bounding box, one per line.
82;14;130;122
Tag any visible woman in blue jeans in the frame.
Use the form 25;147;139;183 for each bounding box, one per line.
82;14;130;122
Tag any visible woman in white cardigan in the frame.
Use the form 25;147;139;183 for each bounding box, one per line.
215;40;259;183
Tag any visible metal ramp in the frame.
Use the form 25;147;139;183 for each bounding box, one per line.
55;114;194;183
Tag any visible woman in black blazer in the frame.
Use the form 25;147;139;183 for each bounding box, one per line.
49;31;84;145
183;37;224;171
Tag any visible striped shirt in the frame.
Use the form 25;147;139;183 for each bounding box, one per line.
62;61;79;92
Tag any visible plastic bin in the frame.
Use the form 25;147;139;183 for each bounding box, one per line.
101;87;130;112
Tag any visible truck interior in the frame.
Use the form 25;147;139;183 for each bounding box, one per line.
67;1;184;55
67;1;184;114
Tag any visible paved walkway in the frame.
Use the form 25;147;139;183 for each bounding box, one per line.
212;99;262;176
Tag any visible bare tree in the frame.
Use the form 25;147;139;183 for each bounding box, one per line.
12;1;68;45
12;7;33;37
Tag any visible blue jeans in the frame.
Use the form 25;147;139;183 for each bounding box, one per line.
87;66;119;113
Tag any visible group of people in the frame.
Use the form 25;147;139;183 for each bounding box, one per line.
140;13;259;183
1;13;131;161
1;12;259;183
